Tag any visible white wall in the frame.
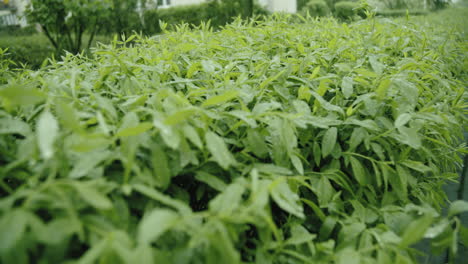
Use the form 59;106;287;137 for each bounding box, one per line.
173;0;207;6
171;0;297;13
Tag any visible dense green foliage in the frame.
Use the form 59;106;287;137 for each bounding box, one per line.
301;0;331;17
0;34;54;69
26;0;110;54
143;0;267;35
334;1;360;19
0;34;110;70
375;9;429;17
0;7;467;264
99;0;145;37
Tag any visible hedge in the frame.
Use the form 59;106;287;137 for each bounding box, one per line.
0;7;467;264
143;0;268;35
0;34;54;69
301;0;330;17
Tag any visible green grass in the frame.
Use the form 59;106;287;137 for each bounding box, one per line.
0;32;111;69
0;34;54;69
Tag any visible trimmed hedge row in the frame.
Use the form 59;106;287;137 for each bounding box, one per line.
0;7;467;264
143;0;267;35
300;0;365;20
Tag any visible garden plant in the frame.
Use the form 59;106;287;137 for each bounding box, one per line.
0;5;467;264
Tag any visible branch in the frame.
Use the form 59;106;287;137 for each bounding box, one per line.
41;25;59;50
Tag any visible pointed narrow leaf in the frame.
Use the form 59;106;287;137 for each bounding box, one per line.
183;125;203;149
37;111;59;159
73;183;112;210
205;131;236;169
195;171;227;192
349;156;368;186
448;200;468;218
202;90;239;107
138;209;178;244
322;127;337;158
152;145;171;190
115;122;153;137
290;154;304;175
400;216;434;247
341;77;353;99
395;113;412;128
270;178;304;218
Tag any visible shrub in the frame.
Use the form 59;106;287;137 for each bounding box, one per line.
0;8;467;264
302;0;330;17
143;0;268;35
297;0;310;10
376;9;429;17
334;1;358;20
0;34;110;69
0;25;37;37
0;34;54;69
26;0;110;54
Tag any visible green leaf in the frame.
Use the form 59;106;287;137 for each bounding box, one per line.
246;129;269;158
395;113;412;128
0;209;29;253
376;79;391;99
310;91;345;115
209;181;245;215
37;110;59;159
369;55;384;75
73;182;113;210
0;83;45;106
202;90;239;107
341;76;354;99
0;117;31;135
317;176;334;206
337;248;360;264
285;224;317;245
396;165;410;198
349;156;368;186
56;100;81;132
395;126;421;149
400;215;434;247
322;127;337;158
270;178;304;218
138;209;179;244
151;145;171;190
115;122;153;138
164;108;197;126
401;160;432;173
183;125;203;149
319;217;337;240
205;131;236;169
77;238;108;264
69;150;111;179
290;154;304;175
313;141;321;166
195;171;227;192
448;200;468;218
153;117;181;149
133;184;192;215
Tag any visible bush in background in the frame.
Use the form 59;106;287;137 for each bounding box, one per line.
376;9;429;17
301;0;330;17
0;34;54;69
0;25;37;37
143;0;268;35
334;1;359;20
99;0;145;37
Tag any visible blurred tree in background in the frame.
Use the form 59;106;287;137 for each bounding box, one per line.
26;0;110;54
